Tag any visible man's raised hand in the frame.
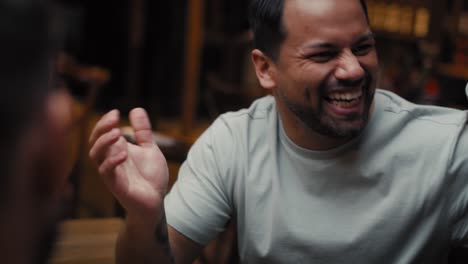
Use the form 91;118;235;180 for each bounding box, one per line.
89;108;169;223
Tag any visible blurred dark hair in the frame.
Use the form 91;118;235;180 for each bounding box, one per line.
0;0;63;202
248;0;369;61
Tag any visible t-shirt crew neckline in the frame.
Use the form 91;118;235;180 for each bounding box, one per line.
278;91;384;160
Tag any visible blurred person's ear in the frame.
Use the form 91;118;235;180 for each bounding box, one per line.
37;88;73;205
17;88;73;215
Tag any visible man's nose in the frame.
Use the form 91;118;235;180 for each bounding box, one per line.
334;50;365;83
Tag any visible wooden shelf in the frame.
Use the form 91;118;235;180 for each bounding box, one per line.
437;63;468;80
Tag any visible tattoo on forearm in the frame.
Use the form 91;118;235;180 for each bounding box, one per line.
154;207;174;263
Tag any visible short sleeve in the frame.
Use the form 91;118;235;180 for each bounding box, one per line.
164;117;234;245
448;115;468;245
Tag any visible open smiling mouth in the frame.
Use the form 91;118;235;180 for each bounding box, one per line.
324;90;363;108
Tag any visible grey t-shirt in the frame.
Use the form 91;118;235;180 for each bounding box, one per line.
165;89;468;263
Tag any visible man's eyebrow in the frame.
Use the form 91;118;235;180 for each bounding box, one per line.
304;33;375;50
355;32;376;43
304;42;337;50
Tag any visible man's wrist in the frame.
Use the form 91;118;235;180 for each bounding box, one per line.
125;208;163;235
117;205;174;264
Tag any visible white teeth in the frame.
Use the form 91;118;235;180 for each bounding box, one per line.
333;101;354;107
328;90;362;101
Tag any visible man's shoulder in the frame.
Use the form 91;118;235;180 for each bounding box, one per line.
213;95;276;131
369;90;468;156
220;95;275;120
199;95;277;158
376;89;468;128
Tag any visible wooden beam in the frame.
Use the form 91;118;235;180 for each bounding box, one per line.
127;0;147;109
181;0;204;135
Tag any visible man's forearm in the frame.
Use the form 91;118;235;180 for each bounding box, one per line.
116;208;174;264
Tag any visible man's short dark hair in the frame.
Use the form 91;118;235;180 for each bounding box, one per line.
248;0;369;61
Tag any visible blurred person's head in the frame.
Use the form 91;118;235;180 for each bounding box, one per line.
249;0;378;150
0;0;71;263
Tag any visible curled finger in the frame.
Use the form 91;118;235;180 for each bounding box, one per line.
98;150;128;179
89;128;122;165
89;109;120;146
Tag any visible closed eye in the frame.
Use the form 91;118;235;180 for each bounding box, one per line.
352;42;375;56
307;51;339;63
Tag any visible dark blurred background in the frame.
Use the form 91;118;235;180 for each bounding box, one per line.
61;0;468;131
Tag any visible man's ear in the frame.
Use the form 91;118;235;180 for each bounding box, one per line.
251;49;277;91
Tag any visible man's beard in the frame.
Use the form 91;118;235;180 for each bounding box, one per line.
280;70;375;139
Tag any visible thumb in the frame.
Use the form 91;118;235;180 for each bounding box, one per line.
129;108;154;148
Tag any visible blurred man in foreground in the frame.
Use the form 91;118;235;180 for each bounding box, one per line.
0;0;72;263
